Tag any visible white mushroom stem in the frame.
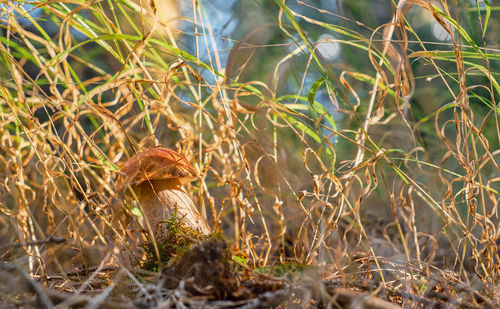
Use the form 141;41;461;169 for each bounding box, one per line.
134;179;210;238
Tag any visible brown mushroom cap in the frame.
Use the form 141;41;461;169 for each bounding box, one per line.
116;147;197;192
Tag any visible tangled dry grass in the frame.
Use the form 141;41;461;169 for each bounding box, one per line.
1;0;499;307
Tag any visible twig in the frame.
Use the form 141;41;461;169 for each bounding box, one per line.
65;265;119;277
0;236;66;250
47;290;134;309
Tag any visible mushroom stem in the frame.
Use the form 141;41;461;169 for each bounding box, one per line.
135;179;210;238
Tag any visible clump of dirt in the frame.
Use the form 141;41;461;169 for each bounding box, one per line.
161;236;246;299
160;235;289;301
140;209;285;300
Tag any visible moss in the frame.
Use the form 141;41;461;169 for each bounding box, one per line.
274;261;306;276
141;208;205;271
256;261;307;277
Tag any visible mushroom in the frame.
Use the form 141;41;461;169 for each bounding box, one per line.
116;147;210;238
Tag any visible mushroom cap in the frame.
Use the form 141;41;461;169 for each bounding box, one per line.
116;147;197;192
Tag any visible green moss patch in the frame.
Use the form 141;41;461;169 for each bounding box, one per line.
141;209;205;271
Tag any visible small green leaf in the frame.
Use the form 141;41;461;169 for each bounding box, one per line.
308;77;326;111
233;255;248;265
131;207;143;217
481;0;491;38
